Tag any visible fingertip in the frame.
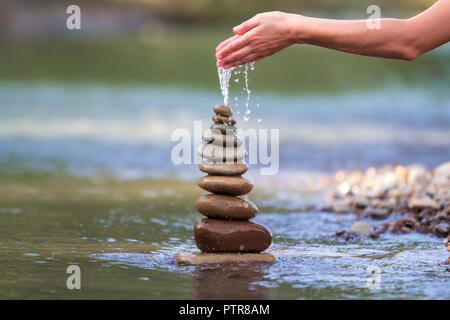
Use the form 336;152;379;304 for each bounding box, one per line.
216;44;225;53
233;26;245;35
223;62;234;69
216;42;226;51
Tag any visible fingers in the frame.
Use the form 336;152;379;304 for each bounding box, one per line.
215;35;238;53
215;14;264;68
216;35;249;60
233;14;261;35
216;27;259;60
216;45;252;67
222;53;263;69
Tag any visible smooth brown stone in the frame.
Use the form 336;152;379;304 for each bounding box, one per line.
175;252;276;265
194;219;272;253
197;175;253;196
195;194;258;220
210;123;235;134
213;104;233;117
199;162;249;176
212;115;236;126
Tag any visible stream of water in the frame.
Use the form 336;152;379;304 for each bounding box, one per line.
218;63;256;121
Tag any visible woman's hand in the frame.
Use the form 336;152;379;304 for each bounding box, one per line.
215;11;302;69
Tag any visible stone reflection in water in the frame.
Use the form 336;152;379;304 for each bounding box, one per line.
192;263;271;300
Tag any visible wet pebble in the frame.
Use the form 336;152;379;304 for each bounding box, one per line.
392;218;418;233
332;201;351;213
350;221;371;235
435;222;450;237
352;196;370;209
369;208;390;220
212;115;236;126
195;194;258;220
210;123;235;135
199;161;249;176
213;104;233;117
197;175;253;196
408;197;440;211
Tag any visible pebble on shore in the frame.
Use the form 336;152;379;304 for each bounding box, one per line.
350;221;371;235
328;162;450;256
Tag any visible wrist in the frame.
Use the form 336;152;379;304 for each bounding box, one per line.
288;14;313;44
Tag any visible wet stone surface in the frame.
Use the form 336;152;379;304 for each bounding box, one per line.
194;218;272;253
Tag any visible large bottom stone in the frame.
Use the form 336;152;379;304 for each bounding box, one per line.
176;252;276;265
194;218;272;253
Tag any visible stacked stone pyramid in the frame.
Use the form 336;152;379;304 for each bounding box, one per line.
193;104;272;253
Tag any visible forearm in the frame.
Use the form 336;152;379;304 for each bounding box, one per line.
215;1;449;68
296;18;417;60
294;0;450;61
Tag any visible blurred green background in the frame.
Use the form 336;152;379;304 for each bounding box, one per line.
0;0;446;93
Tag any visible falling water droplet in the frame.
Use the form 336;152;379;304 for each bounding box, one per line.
217;67;234;106
256;97;261;122
243;64;252;120
218;63;257;121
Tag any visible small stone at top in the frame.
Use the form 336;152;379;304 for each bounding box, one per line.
213;104;233;117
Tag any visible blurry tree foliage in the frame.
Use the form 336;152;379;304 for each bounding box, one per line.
24;0;437;24
113;0;436;22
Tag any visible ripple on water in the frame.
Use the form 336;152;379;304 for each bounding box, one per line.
92;212;450;299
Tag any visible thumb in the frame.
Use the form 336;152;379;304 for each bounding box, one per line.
233;15;261;34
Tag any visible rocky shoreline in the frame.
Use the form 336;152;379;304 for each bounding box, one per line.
322;162;450;265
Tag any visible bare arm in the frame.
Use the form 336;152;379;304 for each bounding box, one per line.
216;0;450;68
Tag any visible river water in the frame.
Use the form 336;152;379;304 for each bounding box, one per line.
0;79;449;299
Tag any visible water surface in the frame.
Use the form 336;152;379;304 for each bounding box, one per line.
0;173;449;299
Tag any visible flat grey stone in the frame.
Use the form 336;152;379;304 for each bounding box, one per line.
176;252;276;265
